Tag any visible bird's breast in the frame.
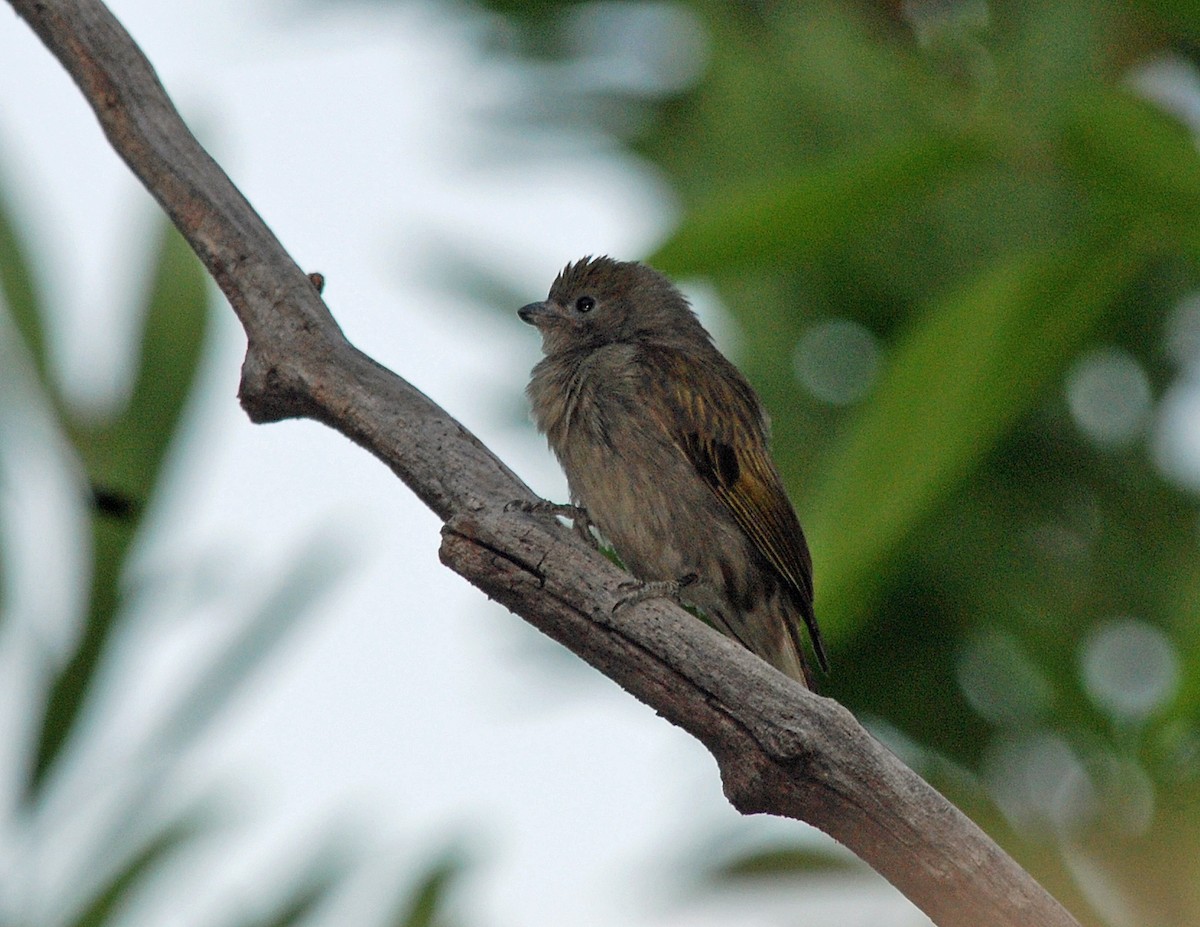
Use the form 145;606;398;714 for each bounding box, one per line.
528;347;748;586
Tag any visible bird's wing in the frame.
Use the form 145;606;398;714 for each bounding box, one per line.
643;348;828;671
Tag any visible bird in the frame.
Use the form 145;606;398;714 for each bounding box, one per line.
517;255;828;688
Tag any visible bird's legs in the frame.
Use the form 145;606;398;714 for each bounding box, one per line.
505;498;599;549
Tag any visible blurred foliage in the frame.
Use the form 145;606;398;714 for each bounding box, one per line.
385;850;470;927
462;0;1200;924
0;196;465;925
704;842;860;880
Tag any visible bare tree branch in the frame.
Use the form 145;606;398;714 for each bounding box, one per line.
7;2;1080;925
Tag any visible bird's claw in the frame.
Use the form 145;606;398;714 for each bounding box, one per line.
504;499;600;549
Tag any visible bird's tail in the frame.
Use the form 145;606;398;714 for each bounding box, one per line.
772;616;817;690
715;601;817;690
693;592;819;690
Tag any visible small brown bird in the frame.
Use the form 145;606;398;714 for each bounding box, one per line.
518;256;828;687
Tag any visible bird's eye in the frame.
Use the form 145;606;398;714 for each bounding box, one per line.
574;295;596;314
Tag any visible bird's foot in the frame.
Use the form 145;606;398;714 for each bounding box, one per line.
613;573;700;613
504;499;599;549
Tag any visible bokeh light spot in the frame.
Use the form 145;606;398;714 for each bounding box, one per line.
1092;753;1156;836
793;318;880;406
1165;290;1200;371
956;628;1051;726
1153;382;1200;492
566;2;708;95
1080;618;1179;721
1065;347;1152;448
985;732;1096;833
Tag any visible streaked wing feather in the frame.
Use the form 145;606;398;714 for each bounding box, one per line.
649;350;828;670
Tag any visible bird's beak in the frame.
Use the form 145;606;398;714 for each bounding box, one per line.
518;301;551;325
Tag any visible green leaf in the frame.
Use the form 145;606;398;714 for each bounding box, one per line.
386;849;467;927
807;229;1152;635
149;536;350;755
246;877;340;927
72;218;211;505
0;166;49;386
706;844;862;882
239;844;353;927
25;507;138;801
0;168;42;635
26;219;211;801
1061;87;1200;240
68;815;202;927
649;132;980;277
1132;0;1200;40
66;536;351;875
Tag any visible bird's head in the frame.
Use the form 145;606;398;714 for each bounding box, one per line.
519;256;710;356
